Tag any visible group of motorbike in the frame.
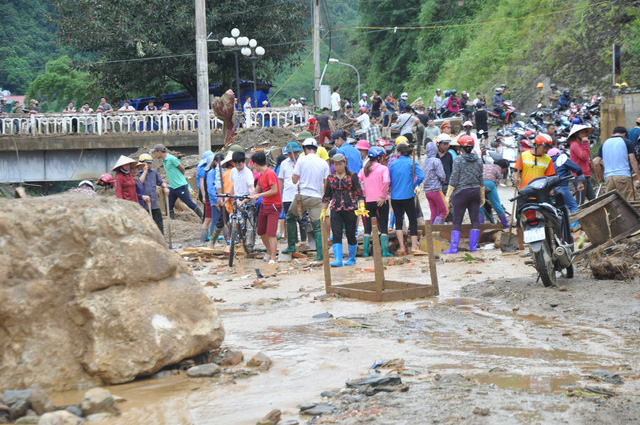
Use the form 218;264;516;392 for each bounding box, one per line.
479;96;601;288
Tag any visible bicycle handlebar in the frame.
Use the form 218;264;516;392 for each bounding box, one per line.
219;194;252;200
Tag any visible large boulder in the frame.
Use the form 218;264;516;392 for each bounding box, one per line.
0;195;224;391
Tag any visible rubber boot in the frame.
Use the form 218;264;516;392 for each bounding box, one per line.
380;235;394;257
345;244;357;266
443;231;461;254
170;209;175;219
205;229;211;242
199;229;207;244
478;213;485;224
469;229;480;252
210;227;222;247
282;219;298;254
314;222;323;261
362;236;371;258
498;213;510;229
299;227;307;243
330;244;343;267
433;216;444;225
193;205;204;219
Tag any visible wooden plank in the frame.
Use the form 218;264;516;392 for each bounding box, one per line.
370;218;385;296
570;191;619;222
380;286;438;302
329;286;382;302
424;221;440;296
321;221;332;292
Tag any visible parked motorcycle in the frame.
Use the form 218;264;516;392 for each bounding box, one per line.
510;175;575;287
487;101;517;126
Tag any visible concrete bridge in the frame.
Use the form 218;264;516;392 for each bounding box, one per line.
0;107;308;183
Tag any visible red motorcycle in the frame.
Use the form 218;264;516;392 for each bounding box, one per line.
487;101;517;126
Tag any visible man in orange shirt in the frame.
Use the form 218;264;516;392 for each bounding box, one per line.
514;134;555;190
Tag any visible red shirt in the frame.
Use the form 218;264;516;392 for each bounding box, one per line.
307;117;318;134
115;171;138;203
257;167;281;205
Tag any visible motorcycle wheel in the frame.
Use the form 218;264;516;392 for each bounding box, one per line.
531;241;556;287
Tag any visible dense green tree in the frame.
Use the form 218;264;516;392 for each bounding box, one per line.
25;56;99;113
51;0;309;100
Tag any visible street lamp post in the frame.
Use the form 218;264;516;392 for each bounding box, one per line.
241;40;265;107
328;58;360;101
222;29;249;110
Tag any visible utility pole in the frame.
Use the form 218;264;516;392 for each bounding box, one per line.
312;0;321;109
195;0;211;155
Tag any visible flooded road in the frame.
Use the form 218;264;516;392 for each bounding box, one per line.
49;244;640;424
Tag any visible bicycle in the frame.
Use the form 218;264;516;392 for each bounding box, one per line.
221;194;258;267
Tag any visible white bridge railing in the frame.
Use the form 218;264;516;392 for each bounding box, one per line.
0;107;310;137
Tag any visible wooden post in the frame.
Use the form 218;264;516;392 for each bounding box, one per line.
370;218;385;298
321;220;332;292
424;221;439;296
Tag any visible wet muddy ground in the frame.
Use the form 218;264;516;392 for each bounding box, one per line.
48;188;640;424
50;242;640;425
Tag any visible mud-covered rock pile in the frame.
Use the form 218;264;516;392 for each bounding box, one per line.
0;194;224;391
588;235;640;280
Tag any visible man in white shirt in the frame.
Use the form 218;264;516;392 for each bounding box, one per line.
395;105;419;143
118;101;135;131
282;138;330;260
330;86;341;121
278;141;307;243
352;108;371;134
229;151;255;203
433;89;443;110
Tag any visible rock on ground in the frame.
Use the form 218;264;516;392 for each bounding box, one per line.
0;195;225;391
38;410;83;425
186;363;222;378
247;353;272;372
80;388;119;417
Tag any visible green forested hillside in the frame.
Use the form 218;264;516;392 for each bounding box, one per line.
0;0;79;94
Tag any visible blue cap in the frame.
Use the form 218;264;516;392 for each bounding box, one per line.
284;141;302;154
198;150;214;167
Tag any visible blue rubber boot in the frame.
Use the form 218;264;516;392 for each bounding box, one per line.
469;229;480;252
433;216;444;225
478;213;485;224
362;236;371;258
498;213;510;229
345;244;357;266
380;235;394;257
443;231;461;254
330;244;343;267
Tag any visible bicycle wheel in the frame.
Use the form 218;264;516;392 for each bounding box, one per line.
229;219;238;267
242;207;257;254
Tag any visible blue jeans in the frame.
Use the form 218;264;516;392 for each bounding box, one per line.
556;185;579;227
169;184;198;211
208;204;222;235
480;180;505;216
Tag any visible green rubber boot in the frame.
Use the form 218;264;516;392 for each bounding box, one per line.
282;219;298;254
380;235;394;257
313;221;323;261
362;236;370;258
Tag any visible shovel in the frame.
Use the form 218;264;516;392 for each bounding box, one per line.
500;186;520;252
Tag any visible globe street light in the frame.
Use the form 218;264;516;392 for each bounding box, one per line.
242;42;266;107
328;58;361;100
222;29;249;109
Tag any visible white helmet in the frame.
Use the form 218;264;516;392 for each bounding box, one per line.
494;88;502;94
302;138;318;148
78;180;95;189
400;92;408;100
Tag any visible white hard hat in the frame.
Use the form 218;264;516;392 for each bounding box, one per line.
78;180;94;189
362;93;368;97
302;138;318;148
401;92;408;99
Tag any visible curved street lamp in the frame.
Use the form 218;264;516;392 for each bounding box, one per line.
328;58;361;101
221;28;249;109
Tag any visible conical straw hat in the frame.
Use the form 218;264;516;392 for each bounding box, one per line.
112;155;137;171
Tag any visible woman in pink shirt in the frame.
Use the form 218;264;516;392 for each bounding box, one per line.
358;146;393;257
568;125;595;204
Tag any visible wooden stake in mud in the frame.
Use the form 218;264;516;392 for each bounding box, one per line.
370;218;385;298
321;219;332;292
164;192;173;249
425;221;439;296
